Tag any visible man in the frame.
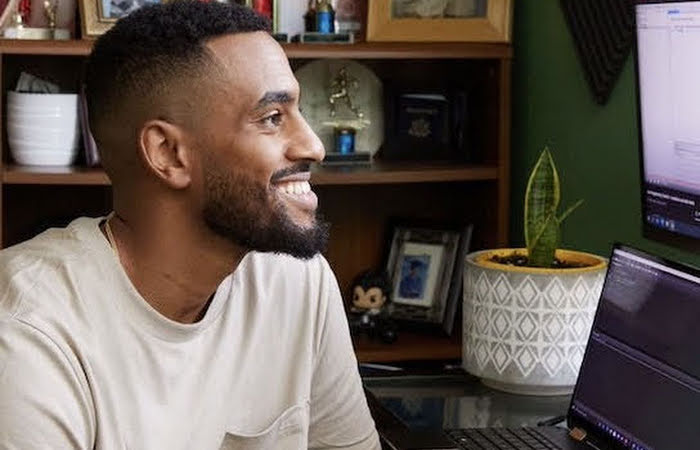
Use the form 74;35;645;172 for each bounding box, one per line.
0;2;380;449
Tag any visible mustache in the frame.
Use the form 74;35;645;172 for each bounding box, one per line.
271;162;312;182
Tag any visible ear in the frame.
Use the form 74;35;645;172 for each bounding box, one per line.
138;120;192;189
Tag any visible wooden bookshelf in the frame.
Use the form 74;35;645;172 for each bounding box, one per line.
0;38;512;363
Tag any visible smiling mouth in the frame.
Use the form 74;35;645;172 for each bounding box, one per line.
278;180;311;195
274;179;318;213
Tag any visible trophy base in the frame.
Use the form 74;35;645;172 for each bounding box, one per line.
294;32;354;44
322;151;371;166
3;27;70;40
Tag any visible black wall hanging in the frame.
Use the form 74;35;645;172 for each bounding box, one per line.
560;0;636;105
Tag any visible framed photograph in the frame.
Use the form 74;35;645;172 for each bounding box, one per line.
79;0;160;38
367;0;512;43
394;241;445;307
385;224;471;332
79;0;257;39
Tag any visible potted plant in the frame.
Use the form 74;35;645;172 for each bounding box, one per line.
462;147;607;395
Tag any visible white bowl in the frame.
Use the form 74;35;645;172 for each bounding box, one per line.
11;150;77;166
7;91;78;109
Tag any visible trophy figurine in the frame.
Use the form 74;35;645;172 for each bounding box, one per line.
323;66;371;159
2;0;70;40
328;67;364;119
44;0;57;30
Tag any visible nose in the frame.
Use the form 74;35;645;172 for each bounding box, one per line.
286;113;325;163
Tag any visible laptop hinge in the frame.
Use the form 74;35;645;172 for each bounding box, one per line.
569;427;587;442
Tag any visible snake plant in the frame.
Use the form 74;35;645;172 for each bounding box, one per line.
524;147;583;268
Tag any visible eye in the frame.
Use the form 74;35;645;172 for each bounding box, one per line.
353;293;359;301
370;296;378;304
260;110;283;128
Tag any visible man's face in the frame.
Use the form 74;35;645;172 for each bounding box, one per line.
196;32;327;258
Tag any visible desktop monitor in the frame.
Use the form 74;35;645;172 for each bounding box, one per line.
636;1;700;250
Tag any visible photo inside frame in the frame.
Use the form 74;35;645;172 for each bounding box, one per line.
391;0;487;19
100;0;159;20
392;241;445;307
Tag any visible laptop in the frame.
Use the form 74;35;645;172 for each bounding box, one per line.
369;244;700;449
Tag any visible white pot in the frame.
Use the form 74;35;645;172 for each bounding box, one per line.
462;249;607;395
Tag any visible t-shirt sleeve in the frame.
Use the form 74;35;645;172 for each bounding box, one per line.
0;318;94;449
307;258;381;450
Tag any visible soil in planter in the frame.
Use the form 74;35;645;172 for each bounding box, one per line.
490;253;591;269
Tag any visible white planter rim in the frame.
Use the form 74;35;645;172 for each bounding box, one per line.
468;248;607;275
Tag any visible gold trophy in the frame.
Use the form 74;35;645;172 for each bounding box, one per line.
3;0;70;40
322;66;371;161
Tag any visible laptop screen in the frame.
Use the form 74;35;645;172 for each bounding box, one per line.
568;246;700;450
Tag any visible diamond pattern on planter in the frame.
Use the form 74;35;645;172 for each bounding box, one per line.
543;313;565;343
516;312;538;341
517;277;539;308
544;278;567;309
476;272;489;301
572;278;589;308
514;345;538;377
493;343;510;374
571;312;590;340
567;345;585;374
542;346;565;377
492;309;511;339
474;306;489;335
475;340;490;369
493;274;511;305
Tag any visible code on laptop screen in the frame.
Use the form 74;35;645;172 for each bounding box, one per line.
570;248;700;450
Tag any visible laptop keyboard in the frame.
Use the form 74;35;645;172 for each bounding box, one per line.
445;427;564;450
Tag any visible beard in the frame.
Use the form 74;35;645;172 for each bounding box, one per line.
202;162;329;259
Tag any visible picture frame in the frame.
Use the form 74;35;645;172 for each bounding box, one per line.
366;0;513;43
385;223;472;334
79;0;162;38
78;0;259;39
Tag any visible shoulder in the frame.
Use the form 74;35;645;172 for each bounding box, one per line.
234;252;340;324
0;217;105;320
242;252;334;288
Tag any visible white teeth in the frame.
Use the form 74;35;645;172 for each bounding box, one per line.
280;181;310;195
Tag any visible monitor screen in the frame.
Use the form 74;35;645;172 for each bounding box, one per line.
636;1;700;248
569;246;700;450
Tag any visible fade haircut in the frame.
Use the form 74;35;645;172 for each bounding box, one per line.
84;1;269;178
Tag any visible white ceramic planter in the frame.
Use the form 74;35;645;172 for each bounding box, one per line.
462;249;607;395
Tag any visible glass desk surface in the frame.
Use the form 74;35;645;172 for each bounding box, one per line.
363;373;571;430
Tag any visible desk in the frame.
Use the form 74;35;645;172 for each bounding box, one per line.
364;373;571;430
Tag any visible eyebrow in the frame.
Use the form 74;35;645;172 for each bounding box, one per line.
254;91;295;111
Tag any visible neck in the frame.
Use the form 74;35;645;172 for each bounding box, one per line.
103;208;245;324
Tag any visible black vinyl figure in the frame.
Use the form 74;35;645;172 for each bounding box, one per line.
348;270;398;344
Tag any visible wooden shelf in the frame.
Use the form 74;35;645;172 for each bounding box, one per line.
2;162;498;186
312;161;499;185
283;42;512;59
2;165;110;185
355;331;461;363
0;39;93;56
0;39;512;59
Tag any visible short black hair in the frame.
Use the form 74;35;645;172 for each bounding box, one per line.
84;0;269;159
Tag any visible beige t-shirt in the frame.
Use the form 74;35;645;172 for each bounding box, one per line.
0;217;379;449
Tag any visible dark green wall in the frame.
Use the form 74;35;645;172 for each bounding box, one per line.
510;0;700;266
